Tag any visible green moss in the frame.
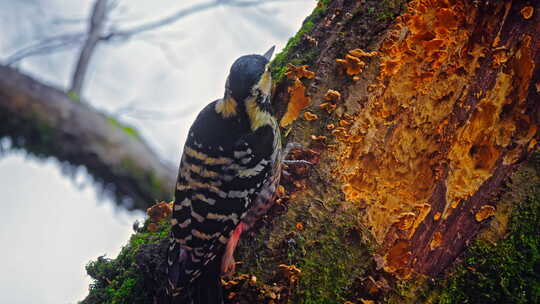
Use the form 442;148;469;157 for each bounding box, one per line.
67;90;81;102
235;194;373;304
433;193;540;304
377;9;397;22
270;1;328;82
294;224;369;304
319;0;331;8
106;117;141;140
385;153;540;304
376;0;399;21
83;219;170;304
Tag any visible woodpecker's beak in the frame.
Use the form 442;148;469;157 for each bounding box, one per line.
263;46;275;61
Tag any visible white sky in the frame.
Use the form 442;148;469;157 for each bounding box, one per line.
0;0;315;302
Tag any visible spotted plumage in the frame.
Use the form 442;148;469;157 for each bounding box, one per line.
167;47;282;303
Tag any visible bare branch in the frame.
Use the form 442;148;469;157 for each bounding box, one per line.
117;106;199;121
3;0;293;65
102;0;290;39
5;33;85;65
69;0;109;96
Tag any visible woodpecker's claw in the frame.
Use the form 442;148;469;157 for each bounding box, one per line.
221;222;243;277
221;253;236;277
283;159;313;165
282;142;303;159
282;142;314;167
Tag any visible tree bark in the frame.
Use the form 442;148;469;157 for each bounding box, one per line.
0;65;175;209
272;0;539;280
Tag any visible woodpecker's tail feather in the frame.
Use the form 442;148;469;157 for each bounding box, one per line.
166;241;223;304
190;263;224;304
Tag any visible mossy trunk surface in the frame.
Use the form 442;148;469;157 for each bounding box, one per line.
82;1;540;303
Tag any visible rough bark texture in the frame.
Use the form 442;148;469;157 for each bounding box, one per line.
272;0;539;280
0;65;175;209
334;0;540;278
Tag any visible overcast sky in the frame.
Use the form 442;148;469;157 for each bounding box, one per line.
0;0;314;302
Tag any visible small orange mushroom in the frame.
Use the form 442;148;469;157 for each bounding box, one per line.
285;64;316;80
336;55;366;75
429;231;443;249
475;205;496;222
311;135;327;141
303;111;318;121
320;102;337;113
349;48;378;58
276;185;286;197
339;120;352;127
147;223;158;232
520;6;534;19
146;201;172;222
395;212;416;230
280;78;312;127
324;89;341;102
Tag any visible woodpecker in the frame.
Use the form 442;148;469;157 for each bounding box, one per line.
167;46;285;304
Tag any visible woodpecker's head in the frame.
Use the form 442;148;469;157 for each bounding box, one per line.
216;46;276;130
227;46;274;102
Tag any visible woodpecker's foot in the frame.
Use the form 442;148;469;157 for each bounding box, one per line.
221;251;236;277
280;143;320;194
221;222;244;277
282;142;303;160
281;142;314;177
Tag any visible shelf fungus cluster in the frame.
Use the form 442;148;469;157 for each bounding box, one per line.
329;0;539;279
146;201;172;232
336;49;378;81
280;65;315;127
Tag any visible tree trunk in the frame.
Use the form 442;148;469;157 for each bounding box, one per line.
272;0;540;279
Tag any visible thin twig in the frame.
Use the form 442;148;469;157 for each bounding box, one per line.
5;0;292;64
101;0;289;39
69;0;108;96
5;33;85;65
